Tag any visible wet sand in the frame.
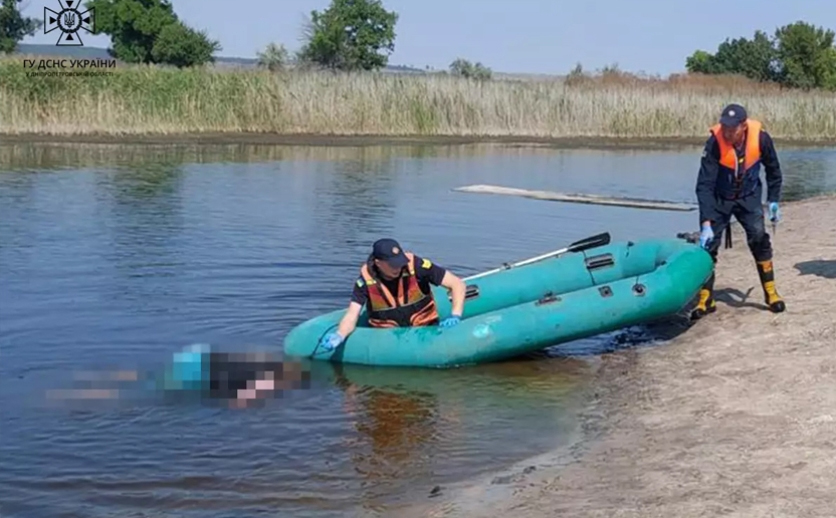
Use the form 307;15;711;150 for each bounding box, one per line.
3;132;836;150
409;194;836;518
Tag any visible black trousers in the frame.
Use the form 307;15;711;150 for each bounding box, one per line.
704;191;773;264
207;352;284;399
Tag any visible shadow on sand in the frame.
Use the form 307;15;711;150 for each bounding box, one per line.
794;259;836;280
713;286;769;311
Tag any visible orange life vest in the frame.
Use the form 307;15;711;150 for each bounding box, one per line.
709;119;763;199
359;252;440;328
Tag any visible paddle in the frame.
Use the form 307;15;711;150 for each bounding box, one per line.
464;232;611;281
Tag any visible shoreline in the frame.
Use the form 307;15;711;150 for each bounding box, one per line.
3;132;836;150
409;193;836;517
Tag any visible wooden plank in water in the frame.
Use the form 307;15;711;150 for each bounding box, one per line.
453;184;698;212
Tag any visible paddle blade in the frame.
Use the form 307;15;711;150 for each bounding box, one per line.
567;232;610;253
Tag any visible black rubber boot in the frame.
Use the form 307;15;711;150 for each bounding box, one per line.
690;273;717;320
756;259;786;313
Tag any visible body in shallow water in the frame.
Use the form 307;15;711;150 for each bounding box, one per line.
47;343;312;408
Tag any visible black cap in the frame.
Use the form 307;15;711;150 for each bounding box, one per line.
371;238;408;269
719;103;747;126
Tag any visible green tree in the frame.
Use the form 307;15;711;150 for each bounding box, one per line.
151;21;220;67
0;0;39;54
84;0;177;63
686;31;779;82
84;0;219;66
684;22;836;90
685;50;717;74
715;31;778;82
774;21;836;90
449;57;492;80
297;0;398;71
257;42;289;71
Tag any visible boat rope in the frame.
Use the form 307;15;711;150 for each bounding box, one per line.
310;323;338;358
581;250;597;286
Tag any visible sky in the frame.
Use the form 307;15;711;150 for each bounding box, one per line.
19;0;836;76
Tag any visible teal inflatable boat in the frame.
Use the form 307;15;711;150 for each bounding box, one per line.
282;233;713;368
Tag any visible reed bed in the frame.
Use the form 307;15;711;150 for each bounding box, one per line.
3;57;836;140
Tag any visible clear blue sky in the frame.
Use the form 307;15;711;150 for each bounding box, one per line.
19;0;836;75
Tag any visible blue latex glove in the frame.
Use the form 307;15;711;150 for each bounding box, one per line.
439;315;461;328
768;202;781;223
318;332;343;351
699;222;714;249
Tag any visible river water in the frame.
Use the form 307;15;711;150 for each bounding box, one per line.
2;141;834;518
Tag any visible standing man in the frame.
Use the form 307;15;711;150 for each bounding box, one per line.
318;238;467;351
692;103;786;319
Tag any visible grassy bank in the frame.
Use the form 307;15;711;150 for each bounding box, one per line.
3;56;836;140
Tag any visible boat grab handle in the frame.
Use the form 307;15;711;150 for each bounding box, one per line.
449;284;480;301
585;253;615;270
536;291;561;306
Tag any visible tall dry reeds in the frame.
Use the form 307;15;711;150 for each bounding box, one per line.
2;57;836;140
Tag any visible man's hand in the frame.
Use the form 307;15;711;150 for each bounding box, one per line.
439;314;461;328
768;202;781;223
318;332;344;351
699;222;714;249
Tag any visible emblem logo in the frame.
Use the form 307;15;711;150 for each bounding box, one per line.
44;0;95;46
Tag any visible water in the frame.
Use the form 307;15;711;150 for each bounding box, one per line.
2;141;834;517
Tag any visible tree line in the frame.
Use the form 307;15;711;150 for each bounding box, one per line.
686;21;836;90
4;0;834;89
1;0;491;78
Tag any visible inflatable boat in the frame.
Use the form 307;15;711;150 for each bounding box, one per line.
282;233;713;368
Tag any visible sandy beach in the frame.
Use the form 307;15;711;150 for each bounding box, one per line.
408;194;836;518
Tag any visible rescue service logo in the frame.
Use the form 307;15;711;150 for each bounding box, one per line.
23;1;114;78
44;0;94;46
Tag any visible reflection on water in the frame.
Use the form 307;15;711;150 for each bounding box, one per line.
98;159;185;252
1;140;835;518
322;357;591;512
3;141;834;202
339;378;443;505
310;147;399;251
0;141;563;171
778;147;836;201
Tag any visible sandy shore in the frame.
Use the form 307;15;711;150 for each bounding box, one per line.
3;132;836;150
407;194;836;518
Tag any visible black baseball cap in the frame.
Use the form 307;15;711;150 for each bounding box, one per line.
719;103;747;126
372;238;408;268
